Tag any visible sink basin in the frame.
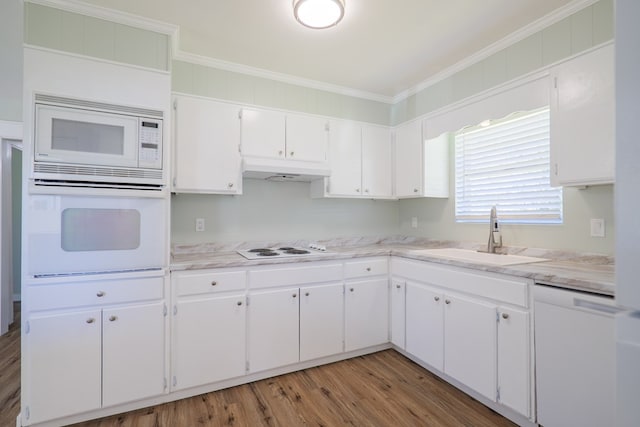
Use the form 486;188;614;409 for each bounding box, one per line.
412;248;548;266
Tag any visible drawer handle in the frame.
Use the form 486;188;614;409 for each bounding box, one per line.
96;291;105;297
366;267;371;272
86;318;95;324
305;292;310;296
396;284;401;289
350;288;354;292
502;313;509;319
211;281;218;286
445;299;451;305
434;296;440;302
292;293;297;298
237;301;243;306
228;183;234;188
109;315;118;322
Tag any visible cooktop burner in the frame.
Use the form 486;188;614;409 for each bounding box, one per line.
237;246;329;260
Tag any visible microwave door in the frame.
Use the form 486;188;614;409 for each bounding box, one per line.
35;104;139;168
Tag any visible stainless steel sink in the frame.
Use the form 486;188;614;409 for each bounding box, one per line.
412;248;548;266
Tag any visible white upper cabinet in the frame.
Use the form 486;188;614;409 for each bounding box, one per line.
286;113;329;162
362;125;393;198
324;119;362;196
240;108;286;159
394;121;449;198
241;108;328;163
550;43;614;186
172;95;242;194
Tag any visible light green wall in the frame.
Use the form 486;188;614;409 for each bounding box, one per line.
172;61;392;125
0;0;23;121
391;0;614;125
11;148;22;298
24;2;170;71
171;179;400;244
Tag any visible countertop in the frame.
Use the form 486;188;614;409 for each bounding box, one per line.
171;237;615;297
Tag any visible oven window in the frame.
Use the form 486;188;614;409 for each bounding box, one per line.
61;208;140;251
52;118;125;155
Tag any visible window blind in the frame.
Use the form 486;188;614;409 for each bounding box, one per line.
454;107;562;223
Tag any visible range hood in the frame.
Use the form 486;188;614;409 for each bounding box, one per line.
242;157;330;182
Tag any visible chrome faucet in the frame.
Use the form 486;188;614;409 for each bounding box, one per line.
487;206;502;253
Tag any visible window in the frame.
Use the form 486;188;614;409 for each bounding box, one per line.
454;107;562;224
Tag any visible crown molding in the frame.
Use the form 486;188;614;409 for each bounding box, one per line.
392;0;599;103
25;0;179;36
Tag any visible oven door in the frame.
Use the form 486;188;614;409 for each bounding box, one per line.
35;104;139;168
26;193;166;276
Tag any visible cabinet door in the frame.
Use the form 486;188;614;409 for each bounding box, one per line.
173;95;242;194
362;125;392;197
394;120;423;197
405;282;444;370
550;44;614;186
241;108;285;159
173;294;246;390
327;120;362;196
444;294;497;401
248;287;299;372
102;302;166;407
389;280;406;349
300;283;344;361
26;309;102;424
497;307;530;417
345;278;389;351
286;114;328;162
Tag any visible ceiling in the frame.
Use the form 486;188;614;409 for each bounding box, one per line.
80;0;578;100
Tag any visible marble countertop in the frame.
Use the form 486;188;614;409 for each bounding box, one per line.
171;237;614;296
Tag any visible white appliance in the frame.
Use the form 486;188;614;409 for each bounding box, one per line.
534;284;624;427
26;193;166;277
616;2;640;426
33;94;164;188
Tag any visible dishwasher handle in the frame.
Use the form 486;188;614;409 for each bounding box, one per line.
573;298;625;315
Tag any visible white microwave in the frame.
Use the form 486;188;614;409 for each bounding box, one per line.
33;94;165;188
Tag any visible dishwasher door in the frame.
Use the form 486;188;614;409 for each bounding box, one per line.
534;284;623;427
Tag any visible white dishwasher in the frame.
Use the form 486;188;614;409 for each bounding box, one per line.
534;283;623;427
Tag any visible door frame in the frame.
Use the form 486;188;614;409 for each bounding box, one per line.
0;119;22;335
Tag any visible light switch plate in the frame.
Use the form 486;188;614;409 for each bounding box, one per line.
590;218;605;237
195;218;205;232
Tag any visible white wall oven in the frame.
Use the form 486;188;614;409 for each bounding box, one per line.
26;193;166;277
33;94;164;189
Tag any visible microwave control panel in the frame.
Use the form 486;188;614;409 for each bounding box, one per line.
138;118;163;169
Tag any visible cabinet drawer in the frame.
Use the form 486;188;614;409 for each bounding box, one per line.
249;263;342;289
27;276;165;311
344;258;388;279
174;270;246;296
392;257;528;307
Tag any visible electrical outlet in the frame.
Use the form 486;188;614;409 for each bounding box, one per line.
590;218;605;237
411;217;418;229
195;218;205;232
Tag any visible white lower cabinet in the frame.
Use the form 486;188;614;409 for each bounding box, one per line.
392;257;532;420
26;301;166;424
345;278;389;351
248;287;300;373
389;279;406;349
443;294;497;401
300;282;344;361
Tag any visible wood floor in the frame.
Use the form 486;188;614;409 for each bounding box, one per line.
1;303;515;427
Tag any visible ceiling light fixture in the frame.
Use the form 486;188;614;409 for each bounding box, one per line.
293;0;345;29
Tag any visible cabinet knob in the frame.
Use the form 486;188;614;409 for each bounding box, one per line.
413;188;418;193
502;313;510;319
356;189;361;193
305;292;310;296
365;189;369;193
366;267;371;272
228;183;234;188
109;315;117;322
350;288;354;292
211;281;218;286
434;296;440;302
290;151;294;157
292;293;297;298
445;299;451;304
396;284;401;289
96;291;105;297
237;301;243;306
278;150;283;156
86;318;95;324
